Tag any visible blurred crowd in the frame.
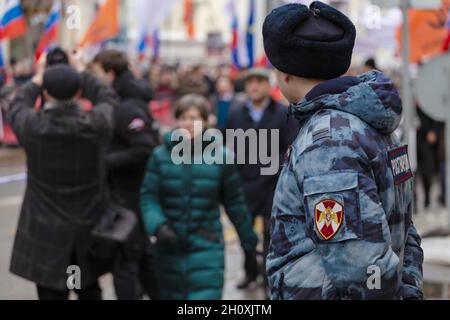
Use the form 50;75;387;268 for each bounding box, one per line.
0;48;446;300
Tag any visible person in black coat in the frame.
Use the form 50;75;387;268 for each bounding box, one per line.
436;120;446;206
8;61;118;300
226;68;299;292
91;49;160;300
416;105;440;209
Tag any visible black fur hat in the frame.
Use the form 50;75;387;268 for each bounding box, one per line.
263;1;356;80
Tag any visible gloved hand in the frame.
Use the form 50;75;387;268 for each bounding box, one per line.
237;250;258;289
156;225;178;250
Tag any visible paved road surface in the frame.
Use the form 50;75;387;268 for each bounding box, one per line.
0;148;265;300
2;147;449;300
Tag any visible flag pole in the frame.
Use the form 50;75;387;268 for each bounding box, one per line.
401;1;415;152
401;0;411;142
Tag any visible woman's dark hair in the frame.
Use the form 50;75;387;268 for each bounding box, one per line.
174;94;210;121
93;49;129;77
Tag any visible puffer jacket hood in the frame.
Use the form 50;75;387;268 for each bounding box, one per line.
292;70;402;135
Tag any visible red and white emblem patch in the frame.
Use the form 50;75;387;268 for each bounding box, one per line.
128;118;145;132
314;199;344;240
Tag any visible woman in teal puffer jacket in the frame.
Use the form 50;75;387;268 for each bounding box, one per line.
140;94;258;300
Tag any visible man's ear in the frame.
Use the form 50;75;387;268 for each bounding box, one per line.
283;73;291;84
276;69;290;84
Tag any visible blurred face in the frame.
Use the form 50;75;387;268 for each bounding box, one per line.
91;63;115;85
188;68;203;83
217;65;230;78
216;77;233;96
245;77;270;104
159;71;172;86
177;107;205;139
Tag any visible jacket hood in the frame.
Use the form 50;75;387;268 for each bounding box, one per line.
113;71;153;102
292;70;402;134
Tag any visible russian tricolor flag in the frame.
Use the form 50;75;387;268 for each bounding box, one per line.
1;0;28;40
230;6;240;69
137;28;160;62
137;30;150;61
442;11;450;52
0;43;4;68
35;0;61;60
152;29;160;62
246;0;255;68
228;0;256;69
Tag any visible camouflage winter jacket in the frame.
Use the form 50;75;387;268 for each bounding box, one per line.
267;71;423;300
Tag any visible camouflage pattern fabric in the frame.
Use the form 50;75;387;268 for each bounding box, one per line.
267;71;423;300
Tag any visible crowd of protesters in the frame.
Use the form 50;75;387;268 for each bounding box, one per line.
0;47;445;300
0;47;297;300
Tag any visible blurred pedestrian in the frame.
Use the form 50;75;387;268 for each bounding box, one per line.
12;59;33;86
437;122;446;207
210;75;240;131
153;66;179;102
8;59;117;300
417;105;440;209
178;65;210;97
226;68;299;293
140;94;258;300
91;49;161;300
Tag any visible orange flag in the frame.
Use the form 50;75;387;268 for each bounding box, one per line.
79;0;119;47
184;0;195;39
397;1;450;63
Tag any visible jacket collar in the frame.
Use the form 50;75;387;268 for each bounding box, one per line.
305;76;361;101
43;100;79;112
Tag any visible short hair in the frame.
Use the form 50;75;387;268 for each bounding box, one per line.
93;49;129;77
174;94;210;121
365;57;377;70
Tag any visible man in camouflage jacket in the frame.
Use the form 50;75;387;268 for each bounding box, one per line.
263;2;423;300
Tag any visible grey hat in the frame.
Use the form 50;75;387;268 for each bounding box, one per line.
242;68;271;82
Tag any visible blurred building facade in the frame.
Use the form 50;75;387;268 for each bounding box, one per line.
2;0;402;68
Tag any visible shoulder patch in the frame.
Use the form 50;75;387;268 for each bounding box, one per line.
314;199;344;240
128;118;146;132
312;114;331;143
388;145;413;185
297;114;331;155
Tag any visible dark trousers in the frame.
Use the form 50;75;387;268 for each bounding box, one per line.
113;254;142;300
440;162;446;202
37;283;101;300
113;237;160;300
252;215;270;292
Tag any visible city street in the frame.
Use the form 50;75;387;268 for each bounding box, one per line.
2;146;450;299
0;0;449;305
0;148;265;300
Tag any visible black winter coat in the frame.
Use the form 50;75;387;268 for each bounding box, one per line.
226;98;299;218
417;106;440;176
8;72;117;291
107;71;159;256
